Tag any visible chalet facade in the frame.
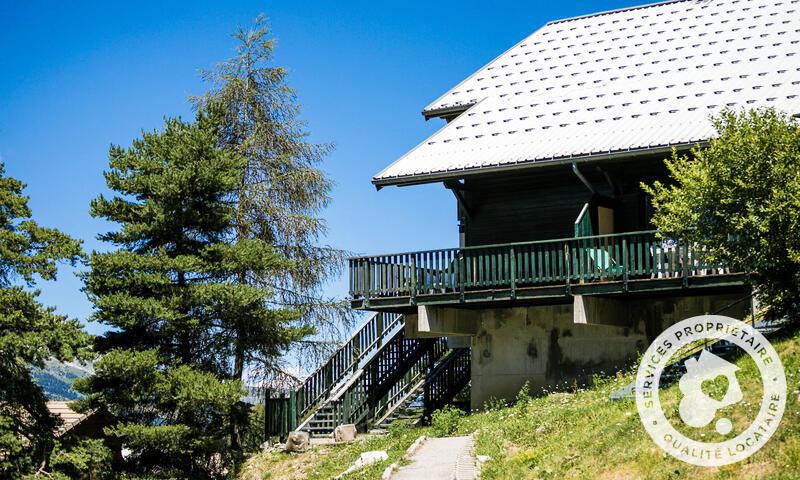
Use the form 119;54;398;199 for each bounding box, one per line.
349;0;800;408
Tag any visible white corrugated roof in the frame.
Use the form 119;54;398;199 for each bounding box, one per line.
375;0;800;185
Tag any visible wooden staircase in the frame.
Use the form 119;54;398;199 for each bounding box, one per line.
374;347;471;428
265;312;471;439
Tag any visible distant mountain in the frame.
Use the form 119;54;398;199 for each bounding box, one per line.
30;359;93;401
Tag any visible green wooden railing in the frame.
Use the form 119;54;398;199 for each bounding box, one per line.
349;230;731;300
264;311;403;439
326;333;448;431
423;347;471;417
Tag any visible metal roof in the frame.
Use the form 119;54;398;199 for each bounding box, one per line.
375;0;800;186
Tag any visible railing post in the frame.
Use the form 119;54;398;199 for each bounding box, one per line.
510;246;517;300
288;390;297;433
264;387;271;442
564;243;572;295
364;260;371;307
376;312;384;349
410;255;417;305
622;237;629;292
682;237;689;288
458;252;465;303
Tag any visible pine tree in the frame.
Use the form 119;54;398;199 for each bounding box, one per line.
195;9;353;400
74;109;307;478
0;162;88;477
195;17;354;448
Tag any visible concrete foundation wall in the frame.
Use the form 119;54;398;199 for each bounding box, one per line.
470;305;645;409
469;292;750;409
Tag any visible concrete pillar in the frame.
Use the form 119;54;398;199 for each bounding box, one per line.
573;295;630;327
417;306;480;336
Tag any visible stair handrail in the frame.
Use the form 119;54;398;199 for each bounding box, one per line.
294;311;403;424
372;345;460;427
424;347;471;416
329;333;448;430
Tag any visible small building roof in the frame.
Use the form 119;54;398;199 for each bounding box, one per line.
375;0;800;186
47;401;92;437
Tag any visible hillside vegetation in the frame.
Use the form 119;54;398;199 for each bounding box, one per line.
245;327;800;479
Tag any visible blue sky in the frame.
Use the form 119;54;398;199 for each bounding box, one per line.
0;0;645;334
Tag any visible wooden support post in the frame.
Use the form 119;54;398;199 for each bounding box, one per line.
376;312;384;349
263;387;271;443
288;390;297;433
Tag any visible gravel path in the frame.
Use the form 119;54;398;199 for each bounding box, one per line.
392;436;476;480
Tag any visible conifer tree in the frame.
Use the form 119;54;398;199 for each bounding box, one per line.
74;109;307;478
195;15;354;386
0;162;88;477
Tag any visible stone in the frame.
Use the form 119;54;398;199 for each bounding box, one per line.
260;440;279;452
334;450;389;479
283;431;310;453
358;450;389;466
334;423;357;443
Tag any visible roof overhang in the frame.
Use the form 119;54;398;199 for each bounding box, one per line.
372;141;701;189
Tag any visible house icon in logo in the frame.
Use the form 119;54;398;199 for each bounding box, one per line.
678;350;742;434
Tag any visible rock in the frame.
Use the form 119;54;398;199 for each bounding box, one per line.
405;435;427;458
283;431;310;453
381;462;398;480
334;423;357;443
334;450;389;479
260;440;280;452
358;450;389;465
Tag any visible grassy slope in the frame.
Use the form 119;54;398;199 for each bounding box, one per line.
243;328;800;480
241;424;431;480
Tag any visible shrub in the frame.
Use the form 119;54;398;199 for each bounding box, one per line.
430;405;465;437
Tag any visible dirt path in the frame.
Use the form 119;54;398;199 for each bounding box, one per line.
392;436;476;480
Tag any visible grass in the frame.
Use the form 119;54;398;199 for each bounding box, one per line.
242;327;800;479
240;422;431;480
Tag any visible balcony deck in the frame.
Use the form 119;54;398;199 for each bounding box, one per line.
349;231;746;311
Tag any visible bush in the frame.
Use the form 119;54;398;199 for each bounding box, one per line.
430;405;465;437
47;438;112;480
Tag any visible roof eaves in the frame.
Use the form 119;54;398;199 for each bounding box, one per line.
372;141;703;188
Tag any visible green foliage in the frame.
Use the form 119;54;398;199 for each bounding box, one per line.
0;161;89;478
644;108;800;318
76;109;305;478
515;381;531;406
430;405;465;437
241;422;431;480
195;15;354;391
47;438;113;480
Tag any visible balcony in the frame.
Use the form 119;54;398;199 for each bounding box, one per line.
349;230;745;310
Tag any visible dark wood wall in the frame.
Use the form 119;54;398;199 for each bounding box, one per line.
459;156;671;247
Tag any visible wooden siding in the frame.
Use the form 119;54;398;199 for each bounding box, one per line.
461;157;670;247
